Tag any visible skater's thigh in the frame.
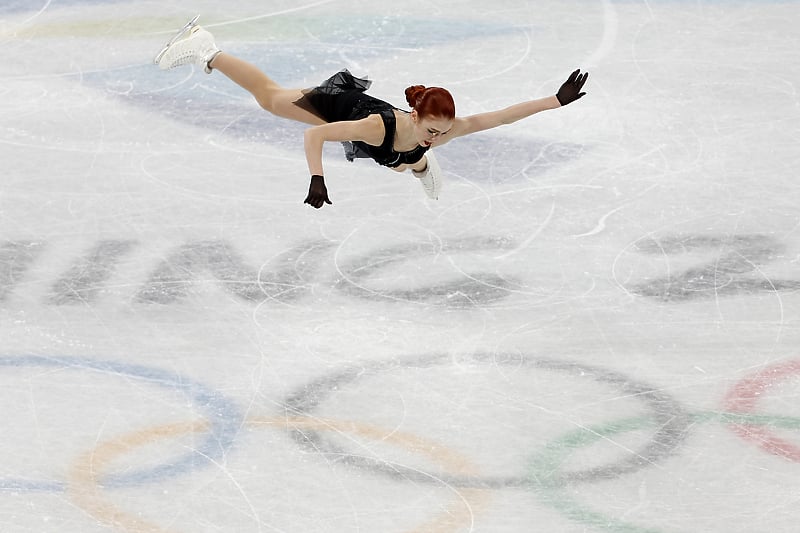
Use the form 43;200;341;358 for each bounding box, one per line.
269;89;326;125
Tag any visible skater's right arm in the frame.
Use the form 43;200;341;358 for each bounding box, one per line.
303;115;385;175
302;116;385;209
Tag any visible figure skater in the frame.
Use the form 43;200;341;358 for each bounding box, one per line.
154;19;588;209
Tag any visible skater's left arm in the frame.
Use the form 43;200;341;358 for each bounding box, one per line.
447;69;588;140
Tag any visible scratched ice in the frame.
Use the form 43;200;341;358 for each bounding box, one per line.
1;0;800;531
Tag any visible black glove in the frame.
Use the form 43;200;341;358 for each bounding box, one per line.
304;174;332;209
556;69;588;106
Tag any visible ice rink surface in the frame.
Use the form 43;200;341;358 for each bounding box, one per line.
2;0;800;531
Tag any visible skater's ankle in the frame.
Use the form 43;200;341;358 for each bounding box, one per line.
207;51;222;71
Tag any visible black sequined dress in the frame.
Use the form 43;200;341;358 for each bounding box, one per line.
294;70;428;168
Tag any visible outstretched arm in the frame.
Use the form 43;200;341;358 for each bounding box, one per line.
449;69;588;140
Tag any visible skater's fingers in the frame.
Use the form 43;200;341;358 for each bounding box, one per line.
568;69;580;82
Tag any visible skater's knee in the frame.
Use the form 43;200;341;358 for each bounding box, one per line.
255;89;277;112
256;98;273;112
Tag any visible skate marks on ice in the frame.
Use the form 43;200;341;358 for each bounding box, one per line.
0;355;241;493
1;237;524;308
2;351;796;531
0;241;44;302
49;240;138;305
622;234;800;302
283;352;695;489
4;233;798;308
67;414;492;533
134;239;334;305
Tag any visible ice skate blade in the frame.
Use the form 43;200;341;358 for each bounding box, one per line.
153;14;200;65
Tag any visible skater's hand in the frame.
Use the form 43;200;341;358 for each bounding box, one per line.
556;69;588;106
304;175;332;209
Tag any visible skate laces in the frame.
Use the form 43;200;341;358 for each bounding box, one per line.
162;27;214;69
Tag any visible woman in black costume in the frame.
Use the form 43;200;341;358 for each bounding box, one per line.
155;20;589;209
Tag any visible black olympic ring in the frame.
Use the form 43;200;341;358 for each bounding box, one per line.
282;352;694;489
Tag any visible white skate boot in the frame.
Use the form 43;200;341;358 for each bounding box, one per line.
154;16;220;73
412;150;442;200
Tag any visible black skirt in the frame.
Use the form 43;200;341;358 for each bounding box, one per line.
293;70;390;123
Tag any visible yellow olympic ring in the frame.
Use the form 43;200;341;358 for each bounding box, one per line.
67;416;491;532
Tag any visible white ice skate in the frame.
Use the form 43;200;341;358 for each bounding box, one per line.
154;16;220;73
413;150;442;200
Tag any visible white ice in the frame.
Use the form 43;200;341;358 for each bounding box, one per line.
1;0;800;531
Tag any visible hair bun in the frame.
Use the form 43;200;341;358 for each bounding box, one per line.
402;85;456;120
404;85;426;108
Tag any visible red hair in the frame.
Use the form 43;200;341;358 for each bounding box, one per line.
404;85;455;120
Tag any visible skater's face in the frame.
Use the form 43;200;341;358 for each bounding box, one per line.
413;113;453;148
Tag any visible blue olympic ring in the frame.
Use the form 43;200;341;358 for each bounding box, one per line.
0;355;242;493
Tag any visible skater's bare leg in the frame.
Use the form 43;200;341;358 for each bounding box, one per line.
209;53;325;125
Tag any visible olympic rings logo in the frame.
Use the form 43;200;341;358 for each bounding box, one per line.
2;354;798;531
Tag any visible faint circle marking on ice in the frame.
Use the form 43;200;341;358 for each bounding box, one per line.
582;0;618;69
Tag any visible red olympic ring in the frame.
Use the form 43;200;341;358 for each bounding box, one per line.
724;359;800;461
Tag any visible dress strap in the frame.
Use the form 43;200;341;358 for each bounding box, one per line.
377;109;397;152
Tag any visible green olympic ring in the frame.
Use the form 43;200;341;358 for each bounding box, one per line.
528;410;800;532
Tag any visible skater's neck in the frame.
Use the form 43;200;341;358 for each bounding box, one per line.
393;112;421;152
